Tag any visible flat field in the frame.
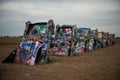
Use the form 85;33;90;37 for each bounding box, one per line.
0;37;22;45
0;38;120;80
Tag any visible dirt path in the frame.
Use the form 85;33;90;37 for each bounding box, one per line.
0;41;120;80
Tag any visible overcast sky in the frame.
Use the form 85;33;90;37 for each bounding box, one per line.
0;0;120;37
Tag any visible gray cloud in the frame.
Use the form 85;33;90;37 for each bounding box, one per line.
0;0;120;36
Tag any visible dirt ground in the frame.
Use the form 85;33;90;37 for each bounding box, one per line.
0;41;120;80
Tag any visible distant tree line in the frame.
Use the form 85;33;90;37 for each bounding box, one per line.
0;36;23;38
116;37;120;39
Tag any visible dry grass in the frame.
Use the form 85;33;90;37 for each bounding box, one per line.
0;37;22;45
0;38;120;80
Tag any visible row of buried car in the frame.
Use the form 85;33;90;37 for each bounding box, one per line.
2;19;115;65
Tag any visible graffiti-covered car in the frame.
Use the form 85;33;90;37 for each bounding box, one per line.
54;25;77;56
55;25;77;41
75;28;91;53
3;20;55;65
53;41;70;56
